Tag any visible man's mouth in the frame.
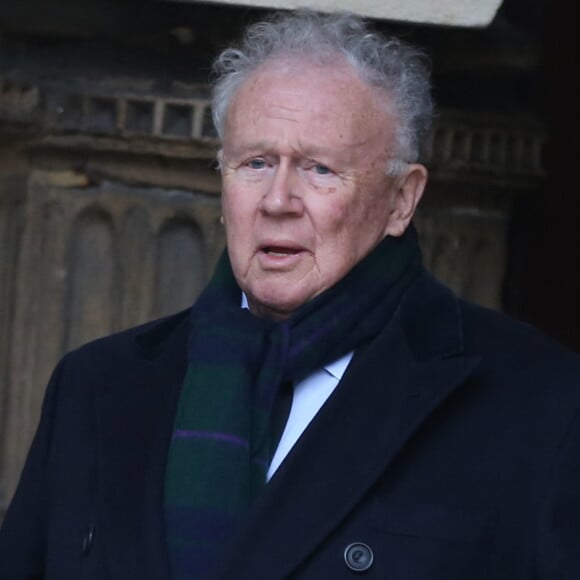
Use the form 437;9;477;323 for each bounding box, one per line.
262;246;300;256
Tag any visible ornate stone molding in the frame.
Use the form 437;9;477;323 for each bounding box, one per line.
427;115;544;182
0;75;545;184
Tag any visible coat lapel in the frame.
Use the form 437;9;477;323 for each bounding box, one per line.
96;312;189;580
217;273;481;580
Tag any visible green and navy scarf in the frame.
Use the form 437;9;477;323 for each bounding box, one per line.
164;226;422;579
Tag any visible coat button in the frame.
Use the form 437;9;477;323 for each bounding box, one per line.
344;542;374;573
82;526;95;555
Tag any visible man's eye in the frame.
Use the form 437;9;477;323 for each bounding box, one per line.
247;158;266;169
313;164;331;175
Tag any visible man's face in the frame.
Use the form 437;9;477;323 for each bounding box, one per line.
220;59;419;320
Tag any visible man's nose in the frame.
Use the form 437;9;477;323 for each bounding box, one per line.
259;162;304;216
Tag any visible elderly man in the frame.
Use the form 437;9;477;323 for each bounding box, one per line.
1;9;580;580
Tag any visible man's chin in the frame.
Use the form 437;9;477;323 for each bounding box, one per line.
247;291;308;321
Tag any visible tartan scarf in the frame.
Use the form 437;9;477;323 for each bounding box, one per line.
164;226;422;579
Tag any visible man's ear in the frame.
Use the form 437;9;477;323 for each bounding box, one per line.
384;163;428;237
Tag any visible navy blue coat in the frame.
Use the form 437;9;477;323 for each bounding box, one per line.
1;271;580;579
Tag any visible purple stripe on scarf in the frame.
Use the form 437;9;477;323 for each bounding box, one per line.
173;429;249;449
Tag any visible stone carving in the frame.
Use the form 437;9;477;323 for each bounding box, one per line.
0;76;544;180
0;79;40;119
0;172;224;513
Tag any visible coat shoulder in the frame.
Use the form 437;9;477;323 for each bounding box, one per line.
401;271;580;404
456;299;580;420
60;308;191;370
460;299;580;369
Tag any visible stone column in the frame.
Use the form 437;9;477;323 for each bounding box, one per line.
0;169;225;514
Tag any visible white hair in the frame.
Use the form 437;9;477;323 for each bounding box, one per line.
211;10;433;175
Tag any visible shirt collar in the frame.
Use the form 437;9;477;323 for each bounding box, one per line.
324;352;354;381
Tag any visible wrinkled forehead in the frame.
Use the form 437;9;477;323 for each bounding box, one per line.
223;56;397;153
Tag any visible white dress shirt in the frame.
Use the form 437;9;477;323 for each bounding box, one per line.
266;352;352;479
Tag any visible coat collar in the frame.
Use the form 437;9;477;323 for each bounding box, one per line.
216;272;480;579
